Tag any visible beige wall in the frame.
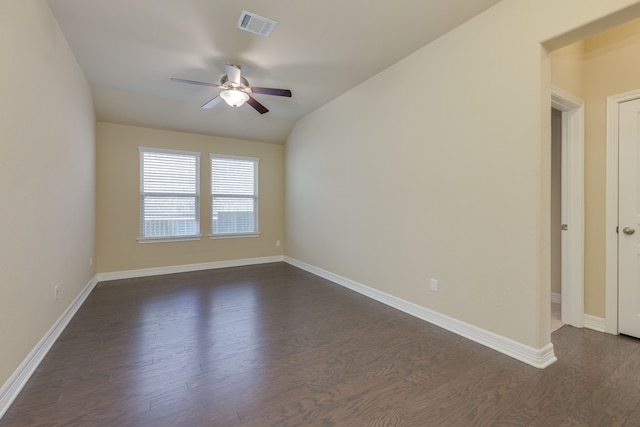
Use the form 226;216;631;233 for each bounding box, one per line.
285;0;640;350
0;2;95;386
96;122;285;273
551;41;585;99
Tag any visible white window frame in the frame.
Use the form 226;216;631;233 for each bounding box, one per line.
210;154;259;239
138;147;201;243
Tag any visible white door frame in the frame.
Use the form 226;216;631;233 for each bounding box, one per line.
551;86;584;328
605;89;640;334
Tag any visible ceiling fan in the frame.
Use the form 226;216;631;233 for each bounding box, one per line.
170;64;292;114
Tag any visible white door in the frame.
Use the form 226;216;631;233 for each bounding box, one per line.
618;97;640;338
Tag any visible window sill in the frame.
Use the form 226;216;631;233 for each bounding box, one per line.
209;232;260;240
137;235;202;244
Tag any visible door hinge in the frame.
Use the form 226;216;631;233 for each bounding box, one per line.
616;226;619;234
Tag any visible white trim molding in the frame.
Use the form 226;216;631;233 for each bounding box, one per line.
137;235;202;244
551;86;585;329
284;257;557;369
0;276;99;419
208;233;260;240
97;256;284;282
1;255;285;418
583;315;606;333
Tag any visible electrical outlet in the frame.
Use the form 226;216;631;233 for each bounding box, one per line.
430;279;438;293
54;285;60;301
89;257;93;267
276;240;281;247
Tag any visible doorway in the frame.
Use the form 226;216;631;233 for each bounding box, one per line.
551;87;585;329
605;89;640;336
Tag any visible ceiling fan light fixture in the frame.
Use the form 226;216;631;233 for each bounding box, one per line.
220;89;249;107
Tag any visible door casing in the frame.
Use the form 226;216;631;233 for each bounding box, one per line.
551;86;584;328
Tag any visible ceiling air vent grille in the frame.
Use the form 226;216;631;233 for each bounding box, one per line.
237;10;277;37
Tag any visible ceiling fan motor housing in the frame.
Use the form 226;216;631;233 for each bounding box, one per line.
220;75;249;89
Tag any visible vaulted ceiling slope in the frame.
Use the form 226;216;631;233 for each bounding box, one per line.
47;0;502;144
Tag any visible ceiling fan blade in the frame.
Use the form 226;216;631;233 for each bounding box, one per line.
249;87;292;97
201;96;223;109
170;77;222;88
225;64;242;85
246;96;269;114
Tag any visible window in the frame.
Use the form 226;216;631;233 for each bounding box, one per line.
139;147;200;241
210;155;258;237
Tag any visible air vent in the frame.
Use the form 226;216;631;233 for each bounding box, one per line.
237;10;277;37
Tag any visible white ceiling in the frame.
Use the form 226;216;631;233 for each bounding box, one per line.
47;0;502;144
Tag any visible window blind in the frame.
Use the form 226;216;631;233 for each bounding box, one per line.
140;148;200;239
211;155;258;235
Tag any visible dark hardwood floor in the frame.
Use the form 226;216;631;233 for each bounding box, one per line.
2;262;640;426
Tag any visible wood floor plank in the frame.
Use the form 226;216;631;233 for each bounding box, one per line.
2;262;640;426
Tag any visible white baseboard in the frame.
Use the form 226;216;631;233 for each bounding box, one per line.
1;255;285;419
97;255;285;282
551;292;561;304
1;255;561;419
284;256;557;369
583;314;606;333
0;275;99;419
